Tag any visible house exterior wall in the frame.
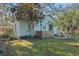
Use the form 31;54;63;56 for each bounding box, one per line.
34;16;54;38
17;20;29;36
15;15;59;38
35;16;53;31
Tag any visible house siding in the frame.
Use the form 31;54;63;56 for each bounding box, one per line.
15;15;59;38
15;20;29;37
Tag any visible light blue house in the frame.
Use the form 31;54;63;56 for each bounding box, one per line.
13;13;60;38
11;3;69;38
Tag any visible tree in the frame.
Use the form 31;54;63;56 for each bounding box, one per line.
55;8;79;38
0;4;15;40
10;3;44;38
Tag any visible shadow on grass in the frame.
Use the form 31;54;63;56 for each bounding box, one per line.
9;39;79;56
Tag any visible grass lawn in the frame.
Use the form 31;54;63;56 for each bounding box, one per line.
9;38;79;56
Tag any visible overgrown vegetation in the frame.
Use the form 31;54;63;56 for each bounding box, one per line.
0;48;4;55
55;8;79;38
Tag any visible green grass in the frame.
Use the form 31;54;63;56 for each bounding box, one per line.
9;38;79;56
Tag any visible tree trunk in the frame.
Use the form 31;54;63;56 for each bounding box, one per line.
40;21;42;39
33;23;34;39
28;23;31;39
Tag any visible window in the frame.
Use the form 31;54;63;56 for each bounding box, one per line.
49;24;53;31
43;22;46;29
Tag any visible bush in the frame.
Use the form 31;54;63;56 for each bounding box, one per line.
9;37;17;41
0;48;4;54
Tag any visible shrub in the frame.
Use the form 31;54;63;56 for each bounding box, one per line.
0;48;4;54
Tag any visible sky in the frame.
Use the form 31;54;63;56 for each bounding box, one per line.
12;3;71;7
